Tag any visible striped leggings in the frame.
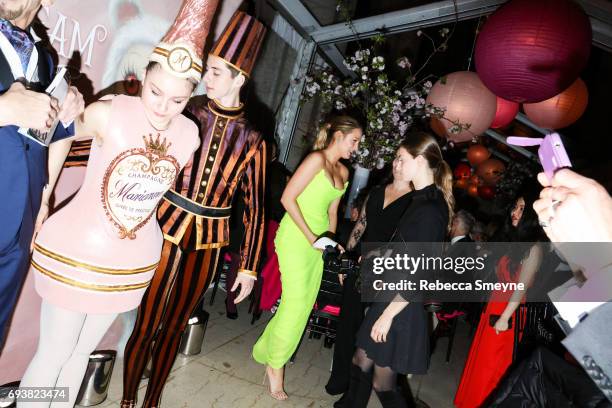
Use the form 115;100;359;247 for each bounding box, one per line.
121;239;220;407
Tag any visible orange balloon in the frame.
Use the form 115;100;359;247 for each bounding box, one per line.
454;179;469;189
467;183;479;197
476;158;505;186
524;78;588;129
467;145;491;166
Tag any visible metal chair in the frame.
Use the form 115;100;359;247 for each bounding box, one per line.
290;269;344;363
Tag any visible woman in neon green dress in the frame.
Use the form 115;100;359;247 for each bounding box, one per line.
253;116;362;400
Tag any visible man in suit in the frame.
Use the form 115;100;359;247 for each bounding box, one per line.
0;0;84;348
438;210;476;314
449;209;475;246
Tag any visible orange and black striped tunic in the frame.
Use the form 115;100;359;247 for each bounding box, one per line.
157;97;266;278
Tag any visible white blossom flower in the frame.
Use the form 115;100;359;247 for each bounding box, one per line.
449;125;461;134
424;81;433;89
362;74;367;80
392;112;400;124
396;57;411;69
376;158;385;169
361;66;368;72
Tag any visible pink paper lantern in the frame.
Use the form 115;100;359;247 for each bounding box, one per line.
491;97;519;128
426;71;497;143
475;0;591;103
524;78;589;129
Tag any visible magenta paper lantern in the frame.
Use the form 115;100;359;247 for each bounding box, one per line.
524;78;588;129
426;71;497;143
475;0;591;103
491;97;519;128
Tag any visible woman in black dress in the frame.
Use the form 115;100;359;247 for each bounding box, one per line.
342;132;454;407
327;154;413;399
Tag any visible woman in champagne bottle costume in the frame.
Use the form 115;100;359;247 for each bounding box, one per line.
19;1;219;407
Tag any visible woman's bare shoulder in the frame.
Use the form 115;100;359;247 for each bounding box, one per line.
338;162;350;183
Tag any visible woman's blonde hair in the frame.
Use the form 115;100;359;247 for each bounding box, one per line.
313;115;362;151
400;132;455;229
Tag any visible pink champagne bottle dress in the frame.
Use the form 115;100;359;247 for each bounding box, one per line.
31;95;199;314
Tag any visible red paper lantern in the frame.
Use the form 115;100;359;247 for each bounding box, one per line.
478;185;496;200
477;158;506;186
468;183;479;197
426;71;497;143
469;174;483;186
467;144;491;167
453;163;472;180
491;97;519;128
475;0;591;103
524;78;588;129
455;179;468;190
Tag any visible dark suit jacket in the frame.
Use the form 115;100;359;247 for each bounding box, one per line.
0;41;73;252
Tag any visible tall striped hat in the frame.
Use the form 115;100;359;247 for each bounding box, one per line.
210;11;267;78
150;0;219;82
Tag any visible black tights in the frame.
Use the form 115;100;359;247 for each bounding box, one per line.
352;348;398;392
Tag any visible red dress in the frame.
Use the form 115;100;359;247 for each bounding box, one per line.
454;256;522;407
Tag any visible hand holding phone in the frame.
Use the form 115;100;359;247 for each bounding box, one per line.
507;133;572;181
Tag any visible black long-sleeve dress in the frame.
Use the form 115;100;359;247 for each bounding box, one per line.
356;184;449;374
326;184;413;393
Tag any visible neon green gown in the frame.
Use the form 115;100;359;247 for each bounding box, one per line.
253;168;347;368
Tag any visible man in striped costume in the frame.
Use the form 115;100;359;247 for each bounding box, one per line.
121;11;267;407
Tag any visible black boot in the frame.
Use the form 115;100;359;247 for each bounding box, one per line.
334;364;372;408
375;389;408;408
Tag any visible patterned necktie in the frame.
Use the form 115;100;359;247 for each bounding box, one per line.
0;19;34;74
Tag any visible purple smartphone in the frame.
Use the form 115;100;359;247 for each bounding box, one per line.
506;133;572;180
